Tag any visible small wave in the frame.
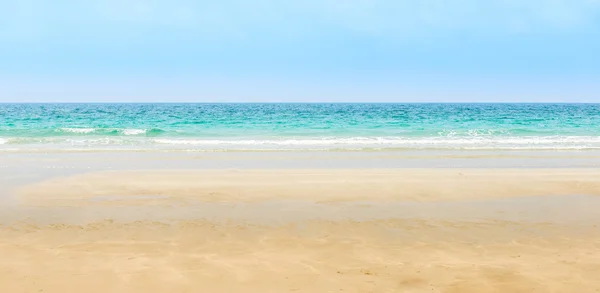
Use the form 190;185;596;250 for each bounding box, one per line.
122;129;146;135
56;128;164;136
145;128;166;136
4;136;600;151
119;128;165;136
152;136;600;150
153;136;600;145
437;129;514;137
59;128;96;134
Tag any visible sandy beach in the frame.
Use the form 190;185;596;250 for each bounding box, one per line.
2;217;599;293
16;168;600;205
3;0;600;289
1;160;600;293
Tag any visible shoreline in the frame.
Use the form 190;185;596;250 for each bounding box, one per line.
4;146;600;153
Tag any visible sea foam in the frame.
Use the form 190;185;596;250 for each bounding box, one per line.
151;136;600;150
122;129;147;135
58;128;150;136
59;128;96;134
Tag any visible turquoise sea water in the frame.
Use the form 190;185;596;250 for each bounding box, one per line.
1;103;599;151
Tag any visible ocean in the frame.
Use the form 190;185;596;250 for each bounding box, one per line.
1;103;599;152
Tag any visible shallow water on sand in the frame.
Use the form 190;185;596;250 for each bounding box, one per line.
2;151;600;292
3;195;600;229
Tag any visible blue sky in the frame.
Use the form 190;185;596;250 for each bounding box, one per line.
1;0;600;102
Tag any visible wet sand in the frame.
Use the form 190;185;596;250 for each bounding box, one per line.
16;169;600;206
2;159;600;292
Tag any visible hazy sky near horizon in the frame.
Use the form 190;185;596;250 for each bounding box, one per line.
1;0;600;102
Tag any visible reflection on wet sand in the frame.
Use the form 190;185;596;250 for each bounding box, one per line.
1;168;600;292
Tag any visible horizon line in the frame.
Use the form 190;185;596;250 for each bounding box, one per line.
0;102;598;105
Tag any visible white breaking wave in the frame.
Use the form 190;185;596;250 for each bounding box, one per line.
151;136;600;150
58;128;148;135
122;129;147;135
59;128;96;134
3;136;600;151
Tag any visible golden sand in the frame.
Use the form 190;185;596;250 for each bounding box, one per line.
16;169;600;206
2;169;600;292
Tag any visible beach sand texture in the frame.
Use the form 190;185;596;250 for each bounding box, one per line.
2;169;600;292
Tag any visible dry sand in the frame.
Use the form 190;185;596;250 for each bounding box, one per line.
2;169;600;292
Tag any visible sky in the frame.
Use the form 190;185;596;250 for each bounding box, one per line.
1;0;600;102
